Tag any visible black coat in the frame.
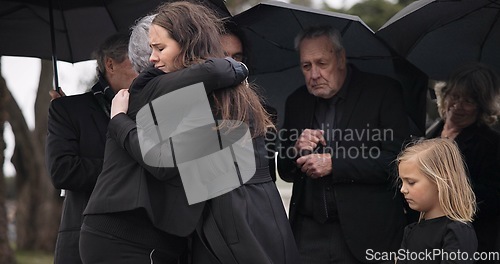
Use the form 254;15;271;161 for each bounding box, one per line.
278;66;409;262
85;58;300;263
46;89;109;264
84;58;247;236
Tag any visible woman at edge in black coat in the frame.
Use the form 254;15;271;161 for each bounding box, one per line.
426;62;500;260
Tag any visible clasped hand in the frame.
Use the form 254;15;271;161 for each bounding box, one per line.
294;129;332;179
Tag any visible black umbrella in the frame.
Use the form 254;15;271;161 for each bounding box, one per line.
233;1;428;135
0;0;230;91
376;0;500;80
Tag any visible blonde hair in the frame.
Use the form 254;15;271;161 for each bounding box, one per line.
397;138;476;223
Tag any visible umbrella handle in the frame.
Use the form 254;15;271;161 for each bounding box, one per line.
48;0;62;96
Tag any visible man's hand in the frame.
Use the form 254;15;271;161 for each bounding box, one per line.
111;89;129;118
49;88;66;100
296;153;332;179
294;129;326;156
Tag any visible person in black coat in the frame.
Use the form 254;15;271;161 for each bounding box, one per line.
277;25;409;263
79;16;248;264
221;20;279;181
82;3;299;263
45;33;138;264
426;62;500;261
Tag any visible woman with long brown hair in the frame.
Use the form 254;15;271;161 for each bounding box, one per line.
81;2;299;263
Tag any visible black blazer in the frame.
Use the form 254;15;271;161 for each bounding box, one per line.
84;58;247;237
277;66;408;261
46;90;109;263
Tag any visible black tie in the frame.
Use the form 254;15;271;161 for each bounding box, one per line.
311;98;339;223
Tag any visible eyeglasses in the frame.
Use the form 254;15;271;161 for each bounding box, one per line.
447;95;477;109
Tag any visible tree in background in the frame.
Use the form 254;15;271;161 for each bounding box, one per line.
0;61;15;264
227;0;312;15
326;0;410;31
0;59;62;256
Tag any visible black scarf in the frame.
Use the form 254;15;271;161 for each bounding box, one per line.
90;72;116;118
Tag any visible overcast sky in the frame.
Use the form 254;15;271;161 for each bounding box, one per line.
1;57;96;176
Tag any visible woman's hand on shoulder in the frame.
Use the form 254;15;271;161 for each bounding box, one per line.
111;89;129;119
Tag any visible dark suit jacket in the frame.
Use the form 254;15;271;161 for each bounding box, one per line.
277;66;408;262
46;90;108;263
84;58;247;237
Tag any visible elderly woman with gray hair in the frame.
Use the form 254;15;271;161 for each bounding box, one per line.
128;14;156;73
426;62;500;258
80;12;250;263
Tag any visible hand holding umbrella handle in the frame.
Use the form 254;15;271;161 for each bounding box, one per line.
49;88;66;100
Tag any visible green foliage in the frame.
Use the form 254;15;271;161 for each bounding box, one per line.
325;0;407;31
290;0;313;7
350;0;404;31
16;250;53;264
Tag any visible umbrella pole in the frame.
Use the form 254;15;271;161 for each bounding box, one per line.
48;0;61;95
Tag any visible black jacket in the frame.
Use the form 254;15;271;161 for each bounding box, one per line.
84;58;247;236
277;66;409;262
46;87;109;264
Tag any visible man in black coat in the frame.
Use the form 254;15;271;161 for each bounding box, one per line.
45;33;137;264
277;25;409;263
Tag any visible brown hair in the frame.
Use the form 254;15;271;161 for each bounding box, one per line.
153;1;272;135
436;62;500;126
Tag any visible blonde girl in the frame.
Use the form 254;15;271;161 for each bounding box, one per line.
397;138;477;263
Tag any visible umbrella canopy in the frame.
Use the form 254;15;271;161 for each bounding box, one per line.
233;1;428;134
377;0;500;80
0;0;231;63
0;0;230;91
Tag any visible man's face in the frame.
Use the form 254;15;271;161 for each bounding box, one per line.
221;34;244;62
299;35;346;99
106;57;138;92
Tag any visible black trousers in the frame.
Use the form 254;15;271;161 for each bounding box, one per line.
79;224;180;264
293;214;363;264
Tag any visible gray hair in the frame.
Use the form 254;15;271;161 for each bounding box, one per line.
294;25;345;56
93;33;130;75
129;14;157;73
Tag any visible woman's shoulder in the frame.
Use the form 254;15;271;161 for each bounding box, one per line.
130;67;165;93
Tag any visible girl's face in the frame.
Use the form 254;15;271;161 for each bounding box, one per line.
399;158;444;220
149;24;182;73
